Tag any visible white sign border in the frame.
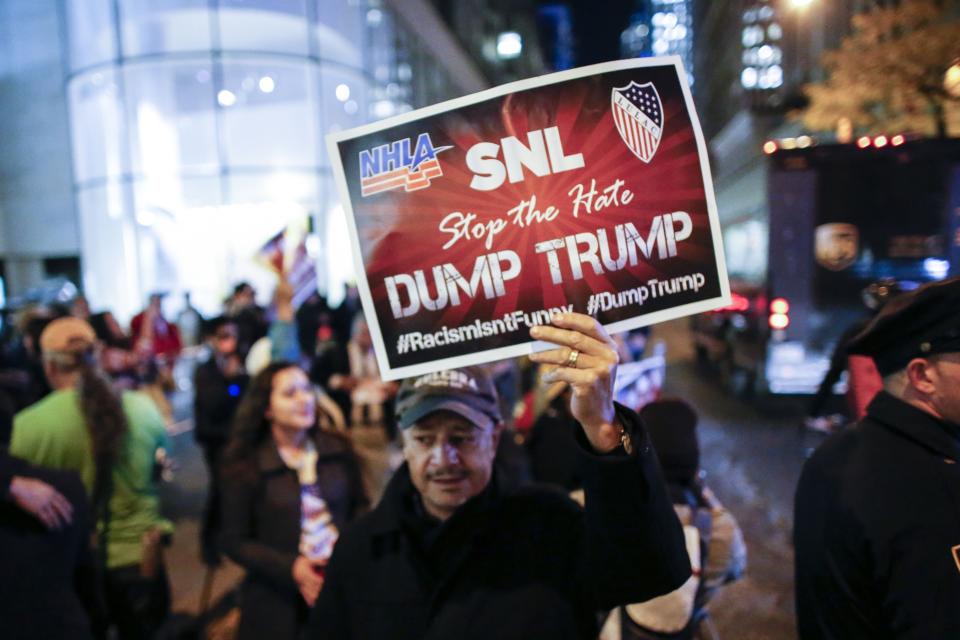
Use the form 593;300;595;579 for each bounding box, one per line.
326;56;730;381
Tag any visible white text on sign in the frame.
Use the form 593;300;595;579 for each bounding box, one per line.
467;126;584;191
384;213;692;319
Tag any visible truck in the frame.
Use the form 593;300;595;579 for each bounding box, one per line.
692;136;960;397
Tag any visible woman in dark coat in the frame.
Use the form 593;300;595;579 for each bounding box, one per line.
220;361;368;640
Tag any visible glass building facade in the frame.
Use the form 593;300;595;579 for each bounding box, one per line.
64;0;473;319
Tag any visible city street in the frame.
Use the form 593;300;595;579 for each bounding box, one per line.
656;320;807;639
3;2;958;638
160;319;810;639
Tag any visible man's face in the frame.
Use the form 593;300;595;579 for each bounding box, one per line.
213;322;238;357
927;352;960;424
403;410;499;521
237;286;255;307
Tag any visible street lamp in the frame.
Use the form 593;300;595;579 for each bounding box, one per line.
496;32;523;60
788;0;817;86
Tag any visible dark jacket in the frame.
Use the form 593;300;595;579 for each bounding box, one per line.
794;391;960;639
230;305;269;359
525;397;582;491
306;406;691;640
220;430;368;640
193;358;249;446
0;453;96;640
309;344;350;422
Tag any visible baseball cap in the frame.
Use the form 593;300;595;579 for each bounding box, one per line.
39;316;97;354
395;367;502;430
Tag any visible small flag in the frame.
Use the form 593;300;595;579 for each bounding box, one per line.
254;218;319;307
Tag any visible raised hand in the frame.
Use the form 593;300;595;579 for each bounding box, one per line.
529;312;623;453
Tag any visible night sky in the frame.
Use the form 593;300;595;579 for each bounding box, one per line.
567;0;638;65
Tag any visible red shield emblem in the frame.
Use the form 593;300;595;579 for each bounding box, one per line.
611;81;663;163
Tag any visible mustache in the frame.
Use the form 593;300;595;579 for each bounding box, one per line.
426;467;469;481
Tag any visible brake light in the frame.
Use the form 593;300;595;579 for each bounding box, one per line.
769;313;790;330
713;292;751;313
769;297;790;329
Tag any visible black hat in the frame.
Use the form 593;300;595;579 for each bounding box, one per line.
847;276;960;376
395;367;502;430
639;398;699;485
203;315;236;337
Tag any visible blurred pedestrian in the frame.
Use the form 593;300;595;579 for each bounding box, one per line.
220;362;368;640
330;283;361;345
226;282;269;359
70;295;91;320
131;292;182;423
806;278;904;430
89;310;141;391
1;450;99;640
602;398;745;640
305;313;691;640
194;315;249;565
9;317;174;639
5;307;59;408
244;275;307;371
295;291;331;358
795;277;960;638
176;291;204;348
311;313;397;436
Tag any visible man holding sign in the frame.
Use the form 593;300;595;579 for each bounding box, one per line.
307;312;690;640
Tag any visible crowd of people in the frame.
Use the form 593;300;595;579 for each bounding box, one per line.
12;272;958;638
0;273;751;640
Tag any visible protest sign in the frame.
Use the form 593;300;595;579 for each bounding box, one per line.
328;56;730;380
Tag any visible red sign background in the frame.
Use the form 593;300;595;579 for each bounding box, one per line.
329;58;729;380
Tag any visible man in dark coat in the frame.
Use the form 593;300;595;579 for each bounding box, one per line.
307;312;691;640
0;451;98;639
194;316;249;564
795;276;960;639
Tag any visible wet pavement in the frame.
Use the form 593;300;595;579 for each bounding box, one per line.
161;320;813;638
654;318;815;639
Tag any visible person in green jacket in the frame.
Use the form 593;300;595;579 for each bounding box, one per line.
10;316;173;639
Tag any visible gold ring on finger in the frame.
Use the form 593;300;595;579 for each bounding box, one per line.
566;348;580;368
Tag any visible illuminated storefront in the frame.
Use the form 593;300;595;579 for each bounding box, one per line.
63;0;480;319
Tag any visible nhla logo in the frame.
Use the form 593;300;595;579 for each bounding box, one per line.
359;133;452;197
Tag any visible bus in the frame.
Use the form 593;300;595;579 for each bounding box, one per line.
692;137;960;397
